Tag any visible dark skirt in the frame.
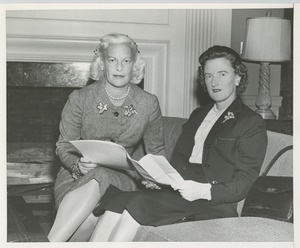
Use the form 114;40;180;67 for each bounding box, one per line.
93;164;238;226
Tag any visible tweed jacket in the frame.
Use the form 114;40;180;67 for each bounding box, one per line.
56;79;165;172
170;97;267;206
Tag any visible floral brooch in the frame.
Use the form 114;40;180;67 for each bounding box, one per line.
96;102;137;117
124;104;137;117
222;111;235;123
97;102;108;114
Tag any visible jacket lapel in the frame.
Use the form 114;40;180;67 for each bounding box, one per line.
177;102;214;155
207;97;243;138
189;102;214;137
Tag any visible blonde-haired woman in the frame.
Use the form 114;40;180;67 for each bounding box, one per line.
48;33;165;242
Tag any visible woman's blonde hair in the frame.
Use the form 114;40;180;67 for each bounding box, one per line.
90;33;146;84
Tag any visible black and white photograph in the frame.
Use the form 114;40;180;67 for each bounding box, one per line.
2;1;298;247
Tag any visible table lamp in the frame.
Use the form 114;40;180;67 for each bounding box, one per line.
242;11;291;119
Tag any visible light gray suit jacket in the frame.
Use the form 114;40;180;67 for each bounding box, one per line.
56;79;165;172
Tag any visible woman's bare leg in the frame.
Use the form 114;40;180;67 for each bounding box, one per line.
89;211;122;242
90;210;140;242
69;213;99;242
108;210;140;242
47;179;100;242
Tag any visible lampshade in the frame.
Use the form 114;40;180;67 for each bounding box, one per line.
242;17;291;62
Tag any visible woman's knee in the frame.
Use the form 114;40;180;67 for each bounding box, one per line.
93;168;136;191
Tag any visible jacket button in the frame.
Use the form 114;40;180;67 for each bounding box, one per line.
204;163;210;167
211;180;218;185
206;144;210;149
114;112;119;117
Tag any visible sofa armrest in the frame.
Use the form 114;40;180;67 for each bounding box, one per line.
262;131;293;177
134;217;293;242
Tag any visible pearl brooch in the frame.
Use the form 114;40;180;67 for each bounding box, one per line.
97;102;108;114
124;104;138;117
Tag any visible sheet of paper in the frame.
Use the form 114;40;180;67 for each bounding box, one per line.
138;154;184;186
70;140;133;170
129;159;155;182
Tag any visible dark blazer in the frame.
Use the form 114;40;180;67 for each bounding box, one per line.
171;97;268;206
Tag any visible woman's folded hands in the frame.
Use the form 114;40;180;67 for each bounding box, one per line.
171;180;212;201
77;157;99;175
141;180;161;190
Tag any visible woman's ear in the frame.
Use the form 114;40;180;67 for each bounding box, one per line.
99;59;104;71
235;75;241;86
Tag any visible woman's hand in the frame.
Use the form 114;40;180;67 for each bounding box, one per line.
77;157;99;175
171;180;211;201
141;180;161;190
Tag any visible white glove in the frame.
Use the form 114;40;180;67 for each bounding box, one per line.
171;180;212;201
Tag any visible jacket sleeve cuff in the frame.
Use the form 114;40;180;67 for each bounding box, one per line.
203;183;212;200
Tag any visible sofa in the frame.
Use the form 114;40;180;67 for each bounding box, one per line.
132;116;293;242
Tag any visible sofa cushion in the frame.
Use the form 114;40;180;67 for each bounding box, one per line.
162;116;187;161
134;217;293;242
131;116;187;161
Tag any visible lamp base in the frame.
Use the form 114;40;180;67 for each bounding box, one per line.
255;108;276;119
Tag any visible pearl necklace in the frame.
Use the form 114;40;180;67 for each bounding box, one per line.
105;86;130;101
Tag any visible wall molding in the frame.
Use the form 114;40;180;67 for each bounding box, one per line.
183;9;214;118
6;10;170;25
183;9;232;117
7;36;97;63
138;42;168;114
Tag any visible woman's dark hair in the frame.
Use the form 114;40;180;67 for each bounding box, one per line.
197;45;248;95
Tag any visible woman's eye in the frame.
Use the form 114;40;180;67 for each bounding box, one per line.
108;58;116;64
123;59;132;64
220;72;227;77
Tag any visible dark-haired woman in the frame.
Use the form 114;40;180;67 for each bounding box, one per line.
89;45;268;241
